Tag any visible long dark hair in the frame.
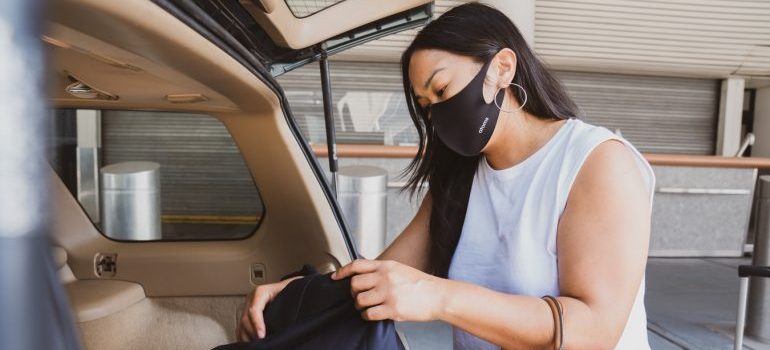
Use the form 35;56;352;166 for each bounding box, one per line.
399;2;580;278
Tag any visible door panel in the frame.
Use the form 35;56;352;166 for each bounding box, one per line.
46;1;357;348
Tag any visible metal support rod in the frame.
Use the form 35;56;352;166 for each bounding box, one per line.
319;50;339;196
736;265;770;349
0;0;81;349
747;175;770;342
735;133;755;157
735;277;749;350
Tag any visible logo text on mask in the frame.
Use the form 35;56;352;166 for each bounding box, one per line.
478;117;489;134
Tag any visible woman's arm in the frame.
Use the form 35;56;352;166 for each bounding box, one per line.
375;192;432;273
434;139;651;349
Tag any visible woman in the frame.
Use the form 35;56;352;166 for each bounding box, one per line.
238;3;655;349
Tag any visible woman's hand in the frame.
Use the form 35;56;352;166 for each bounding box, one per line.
235;276;304;341
331;259;445;322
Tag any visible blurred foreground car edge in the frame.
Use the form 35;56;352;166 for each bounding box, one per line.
0;0;82;349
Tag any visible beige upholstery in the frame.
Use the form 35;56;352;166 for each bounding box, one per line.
52;245;68;270
66;280;146;323
76;297;243;350
53;245;77;283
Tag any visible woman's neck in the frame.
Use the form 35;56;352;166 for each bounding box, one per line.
482;110;567;171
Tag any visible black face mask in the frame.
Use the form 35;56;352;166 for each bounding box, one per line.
428;57;504;157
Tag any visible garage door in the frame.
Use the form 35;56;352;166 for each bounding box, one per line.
556;71;719;155
279;61;719;154
101;110;262;217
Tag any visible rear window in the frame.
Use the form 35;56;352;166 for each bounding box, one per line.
48;109;264;241
284;0;345;18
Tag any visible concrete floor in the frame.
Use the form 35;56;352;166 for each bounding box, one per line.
395;258;770;350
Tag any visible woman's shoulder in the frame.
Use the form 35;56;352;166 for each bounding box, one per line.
567;118;617;144
554;118;619;167
559;117;655;205
565;118;644;164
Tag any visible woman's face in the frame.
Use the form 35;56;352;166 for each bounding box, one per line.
408;49;500;116
408;48;518;153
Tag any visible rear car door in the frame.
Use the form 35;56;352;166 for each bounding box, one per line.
45;0;432;349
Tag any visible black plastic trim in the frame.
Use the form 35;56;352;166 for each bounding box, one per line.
270;4;433;76
739;265;770;278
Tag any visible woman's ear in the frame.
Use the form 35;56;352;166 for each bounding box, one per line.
491;48;517;89
482;48;517;103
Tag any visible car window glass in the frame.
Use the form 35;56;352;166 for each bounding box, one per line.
48;109;264;241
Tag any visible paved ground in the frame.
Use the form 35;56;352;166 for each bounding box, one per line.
395;258;770;349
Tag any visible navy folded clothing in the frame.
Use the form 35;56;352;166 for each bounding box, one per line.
213;264;406;350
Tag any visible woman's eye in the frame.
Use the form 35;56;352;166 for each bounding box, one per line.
437;86;447;97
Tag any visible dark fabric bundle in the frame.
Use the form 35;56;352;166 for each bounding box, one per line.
213;264;406;350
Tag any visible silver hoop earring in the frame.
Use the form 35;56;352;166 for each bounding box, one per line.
494;82;527;113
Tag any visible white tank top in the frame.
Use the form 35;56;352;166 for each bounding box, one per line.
447;117;655;349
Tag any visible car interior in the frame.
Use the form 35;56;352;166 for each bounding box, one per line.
45;0;431;348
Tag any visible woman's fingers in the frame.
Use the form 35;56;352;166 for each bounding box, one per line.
332;259;379;280
354;288;385;310
361;304;390;321
236;285;271;341
350;273;378;295
247;307;265;340
235;276;302;341
237;295;257;340
247;286;272;339
235;290;254;341
237;317;254;342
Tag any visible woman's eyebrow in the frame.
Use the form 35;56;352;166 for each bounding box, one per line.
413;67;446;100
423;67;446;89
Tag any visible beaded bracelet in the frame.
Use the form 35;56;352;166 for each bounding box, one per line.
542;295;565;350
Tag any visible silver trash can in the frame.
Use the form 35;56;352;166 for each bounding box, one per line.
337;165;387;259
100;161;161;240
